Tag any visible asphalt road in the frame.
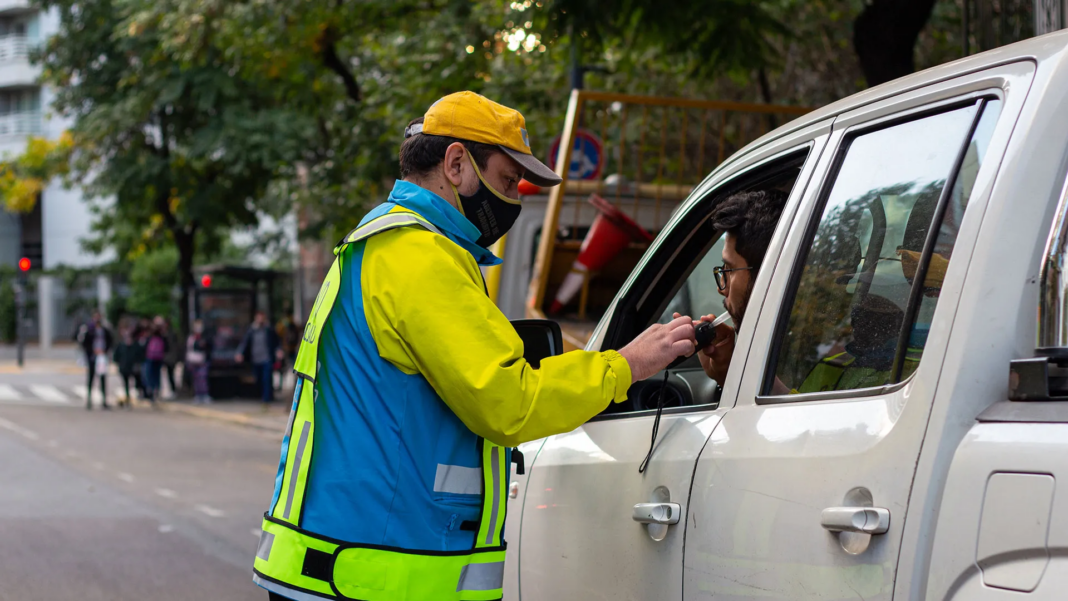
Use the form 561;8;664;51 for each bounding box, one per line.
0;367;280;600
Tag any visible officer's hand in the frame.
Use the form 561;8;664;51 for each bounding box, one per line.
235;353;244;364
696;313;735;386
618;315;696;383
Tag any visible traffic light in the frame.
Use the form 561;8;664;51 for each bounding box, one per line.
201;274;212;288
18;257;30;272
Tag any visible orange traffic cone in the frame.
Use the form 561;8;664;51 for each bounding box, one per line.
549;194;654;314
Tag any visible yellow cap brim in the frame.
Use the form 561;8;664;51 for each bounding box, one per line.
500;146;562;187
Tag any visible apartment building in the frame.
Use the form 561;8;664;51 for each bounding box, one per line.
0;3;100;272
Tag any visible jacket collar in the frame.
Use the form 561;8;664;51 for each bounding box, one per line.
373;180;502;266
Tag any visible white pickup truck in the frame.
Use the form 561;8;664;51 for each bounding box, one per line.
504;31;1068;601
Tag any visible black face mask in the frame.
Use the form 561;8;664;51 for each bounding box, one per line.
453;154;522;248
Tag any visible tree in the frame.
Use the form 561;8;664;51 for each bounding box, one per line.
126;247;180;322
2;0;314;337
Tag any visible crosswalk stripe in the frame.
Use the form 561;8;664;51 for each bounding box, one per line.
0;384;21;401
28;385;71;404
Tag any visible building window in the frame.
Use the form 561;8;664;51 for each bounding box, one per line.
0;89;42;136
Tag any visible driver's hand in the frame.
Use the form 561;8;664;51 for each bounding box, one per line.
695;313;735;386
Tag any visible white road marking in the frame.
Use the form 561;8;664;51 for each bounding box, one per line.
117;472;135;483
195;504;225;518
158;524;175;533
29;385;71;404
92;462;105;471
0;384;21;401
251;528;261;538
48;440;58;448
0;417;39;440
154;488;177;499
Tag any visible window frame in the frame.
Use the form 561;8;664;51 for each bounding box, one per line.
587;142;822;422
758;94;999;404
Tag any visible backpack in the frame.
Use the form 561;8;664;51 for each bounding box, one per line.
146;336;166;361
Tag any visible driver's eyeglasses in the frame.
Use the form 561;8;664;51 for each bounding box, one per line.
713;265;755;291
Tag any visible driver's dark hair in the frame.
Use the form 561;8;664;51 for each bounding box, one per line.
399;117;501;179
709;189;788;273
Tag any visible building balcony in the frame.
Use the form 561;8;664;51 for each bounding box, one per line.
0;110;41;138
0;34;27;62
0;36;37;87
0;0;32;16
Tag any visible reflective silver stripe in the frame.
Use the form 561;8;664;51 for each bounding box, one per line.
345;214;444;245
434;464;483;495
254;573;333;601
455;561;505;592
485;447;501;545
284;421;311;520
256;531;275;561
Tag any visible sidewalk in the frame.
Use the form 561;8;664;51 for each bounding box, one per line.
161;399;290;434
0;344;85;374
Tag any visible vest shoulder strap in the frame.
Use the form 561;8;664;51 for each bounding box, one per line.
294;212;443;381
333;212;445;256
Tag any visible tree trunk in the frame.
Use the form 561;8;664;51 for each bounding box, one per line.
174;230;195;342
853;0;938;87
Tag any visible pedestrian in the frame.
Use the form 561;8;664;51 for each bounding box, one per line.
132;318;150;399
161;318;181;399
75;310;113;410
186;319;213;404
235;310;281;407
141;317;168;406
273;313;301;391
112;327;139;408
251;92;695;601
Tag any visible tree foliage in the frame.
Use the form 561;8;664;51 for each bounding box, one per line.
0;0;1009;334
5;0;315;335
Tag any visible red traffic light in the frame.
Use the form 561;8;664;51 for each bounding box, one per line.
200;274;212;288
18;257;30;272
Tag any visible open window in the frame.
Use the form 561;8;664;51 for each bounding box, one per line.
596;148;810;417
764;98;1002;400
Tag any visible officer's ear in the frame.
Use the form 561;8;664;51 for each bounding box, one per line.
442;143;468;188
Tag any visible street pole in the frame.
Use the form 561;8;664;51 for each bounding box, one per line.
14;275;24;368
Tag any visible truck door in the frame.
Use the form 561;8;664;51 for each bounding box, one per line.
684;65;1029;600
517;120;831;600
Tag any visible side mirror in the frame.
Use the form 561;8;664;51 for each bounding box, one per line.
511;319;563;368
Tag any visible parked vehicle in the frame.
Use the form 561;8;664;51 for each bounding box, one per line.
504;31;1068;601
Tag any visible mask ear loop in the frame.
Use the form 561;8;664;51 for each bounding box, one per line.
450;184;466;216
466;153;522;205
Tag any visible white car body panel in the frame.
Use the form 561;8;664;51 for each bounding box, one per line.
510;30;1068;601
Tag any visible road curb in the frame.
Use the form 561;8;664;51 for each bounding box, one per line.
160;402;286;434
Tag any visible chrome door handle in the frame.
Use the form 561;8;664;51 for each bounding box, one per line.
632;502;681;525
821;506;890;534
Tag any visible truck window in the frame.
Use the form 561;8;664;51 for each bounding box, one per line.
597;149;811;417
767;99;1001;396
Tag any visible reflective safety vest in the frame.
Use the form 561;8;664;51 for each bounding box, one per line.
796;348;922;394
253;212;511;601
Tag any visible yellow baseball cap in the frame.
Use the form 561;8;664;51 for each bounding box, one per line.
404;91;562;187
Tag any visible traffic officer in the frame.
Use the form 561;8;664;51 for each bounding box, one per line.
253;91;695;601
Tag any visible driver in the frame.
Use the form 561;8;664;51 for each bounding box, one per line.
693;190;789;390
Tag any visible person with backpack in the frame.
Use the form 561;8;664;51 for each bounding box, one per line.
142;317;169;406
